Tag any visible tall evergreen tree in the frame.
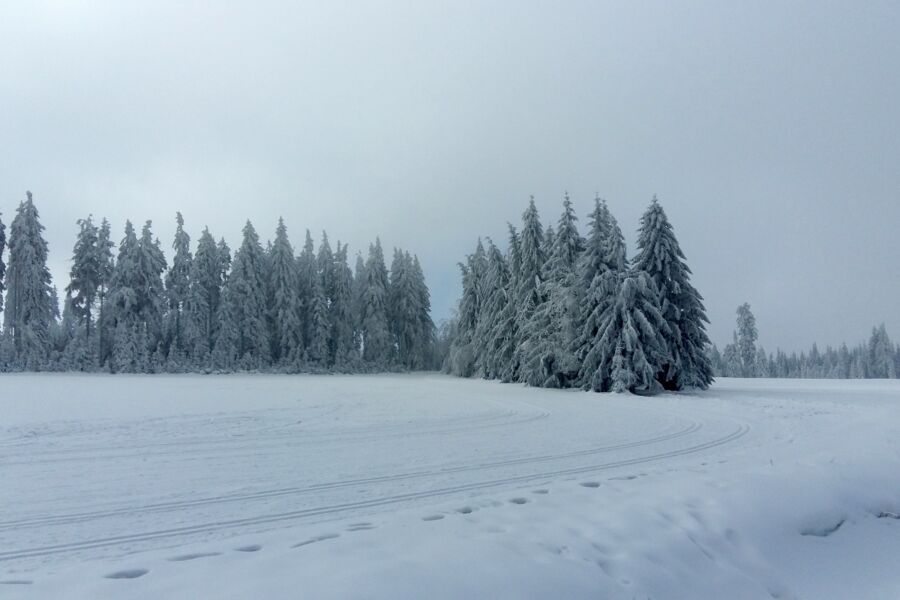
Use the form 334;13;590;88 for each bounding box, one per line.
296;230;318;356
3;192;55;367
571;199;626;387
95;218;115;362
0;209;6;316
66;215;101;343
330;242;358;367
267;218;302;364
218;221;270;368
580;270;670;393
519;196;584;387
735;303;758;377
360;238;391;366
632;197;713;390
164;212;192;355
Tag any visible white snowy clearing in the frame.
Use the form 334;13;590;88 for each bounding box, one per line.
1;375;899;599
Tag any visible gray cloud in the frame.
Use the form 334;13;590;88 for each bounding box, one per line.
1;1;898;352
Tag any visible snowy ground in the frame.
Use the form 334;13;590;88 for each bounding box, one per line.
1;374;899;599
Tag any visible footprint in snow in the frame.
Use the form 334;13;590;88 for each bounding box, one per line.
608;475;637;481
580;481;601;488
105;569;149;580
422;514;445;521
167;552;221;562
456;506;474;514
509;498;529;505
235;544;262;552
293;533;340;548
532;489;549;495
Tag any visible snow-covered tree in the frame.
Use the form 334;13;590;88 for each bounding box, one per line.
217;221;270;368
571;199;627;387
330;242;358;368
267;218;302;365
868;324;896;378
473;240;516;380
0;209;6;316
735;303;757;377
632;197;713;390
296;230;318;356
164;212;192;356
512;198;545;380
360;238;391;366
519;195;583;387
66;216;101;344
3;192;56;368
579;270;670;393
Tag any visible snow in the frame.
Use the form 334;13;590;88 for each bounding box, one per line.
1;374;899;599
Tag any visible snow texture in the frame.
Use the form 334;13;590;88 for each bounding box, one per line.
1;374;899;599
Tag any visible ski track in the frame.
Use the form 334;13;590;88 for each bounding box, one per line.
0;374;754;576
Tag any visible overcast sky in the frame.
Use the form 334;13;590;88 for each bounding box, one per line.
1;1;898;352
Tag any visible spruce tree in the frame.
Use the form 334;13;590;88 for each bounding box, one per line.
164;212;192;356
735;303;757;377
190;228;223;352
360;238;391;366
582;270;670;393
0;210;6;316
219;221;270;368
138;221;168;357
3;192;56;367
519;195;583;387
330;242;358;368
632;197;713;390
512;198;545;381
410;254;435;368
95;219;115;363
66;215;101;343
296;230;318;356
571;199;626;387
474;240;516;380
267;218;302;364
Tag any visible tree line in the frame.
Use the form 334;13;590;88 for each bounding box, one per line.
711;303;900;379
445;195;713;394
0;192;436;373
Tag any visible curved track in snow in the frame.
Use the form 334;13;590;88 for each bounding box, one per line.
0;374;754;573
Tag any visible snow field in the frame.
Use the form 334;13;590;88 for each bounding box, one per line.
1;374;899;599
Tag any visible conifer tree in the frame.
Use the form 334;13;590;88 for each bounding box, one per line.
188;228;222;352
0;210;6;316
330;242;358;367
165;212;192;355
520;195;583;387
296;230;318;355
581;271;670;393
95;219;114;362
360;238;391;366
735;303;757;377
632;197;713;390
410;254;435;368
352;252;367;357
267;218;302;364
66;215;101;343
473;240;515;380
138;221;168;354
571;199;625;387
3;192;56;367
218;221;270;368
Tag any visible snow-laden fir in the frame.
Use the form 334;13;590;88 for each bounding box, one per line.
447;195;714;394
0;192;435;373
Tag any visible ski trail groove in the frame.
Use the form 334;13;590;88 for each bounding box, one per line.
0;423;748;562
0;422;698;531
